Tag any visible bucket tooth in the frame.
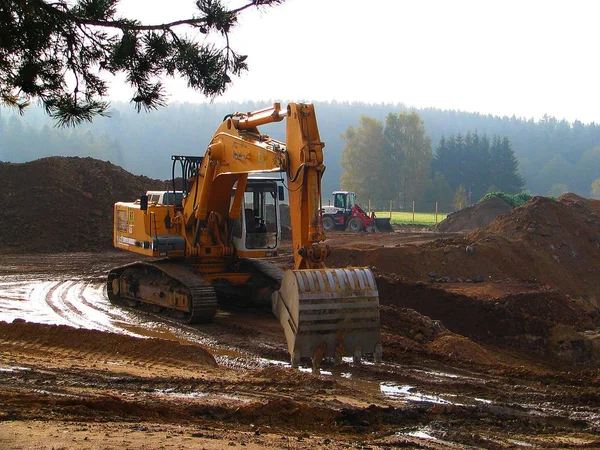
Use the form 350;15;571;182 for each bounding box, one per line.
333;341;345;365
291;350;300;368
353;347;362;365
374;343;383;364
272;267;381;367
311;353;323;372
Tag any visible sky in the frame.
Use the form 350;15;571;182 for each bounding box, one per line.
113;0;600;123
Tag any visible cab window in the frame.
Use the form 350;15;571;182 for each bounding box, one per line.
334;193;346;209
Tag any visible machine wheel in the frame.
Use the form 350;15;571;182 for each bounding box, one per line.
347;217;364;232
322;216;335;232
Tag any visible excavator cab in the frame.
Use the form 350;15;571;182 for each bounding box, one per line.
231;179;281;255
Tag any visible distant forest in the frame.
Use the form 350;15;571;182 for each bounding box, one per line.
2;101;600;200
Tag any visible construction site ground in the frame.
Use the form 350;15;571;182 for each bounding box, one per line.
1;228;600;449
1;158;600;449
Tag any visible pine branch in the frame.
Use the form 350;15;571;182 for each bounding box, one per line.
1;0;286;126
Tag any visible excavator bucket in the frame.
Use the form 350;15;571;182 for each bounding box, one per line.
272;267;382;368
373;218;394;232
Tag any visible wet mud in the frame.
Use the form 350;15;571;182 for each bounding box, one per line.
2;236;600;449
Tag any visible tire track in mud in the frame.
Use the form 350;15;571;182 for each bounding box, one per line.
45;280;114;332
44;281;78;325
0;276;269;368
0;339;164;373
0;319;217;374
58;280;136;335
1;278;139;338
0;280;58;324
1;273;289;370
53;279;270;367
39;279;159;340
0;338;197;375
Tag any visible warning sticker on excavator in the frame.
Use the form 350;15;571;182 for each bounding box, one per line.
117;235;136;246
117;210;128;232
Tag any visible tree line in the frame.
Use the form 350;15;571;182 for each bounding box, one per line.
433;133;525;202
340;112;525;208
2;101;600;201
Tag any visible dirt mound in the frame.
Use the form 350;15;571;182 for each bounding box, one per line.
231;398;338;429
0;157;164;252
435;196;513;232
466;195;600;305
428;334;497;366
558;192;600;213
332;195;600;305
328;195;600;367
1;320;216;367
375;277;598;366
377;305;499;366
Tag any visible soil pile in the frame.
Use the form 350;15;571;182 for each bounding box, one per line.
328;194;600;367
0;157;164;252
376;278;598;366
466;194;600;304
331;195;600;304
435;196;513;232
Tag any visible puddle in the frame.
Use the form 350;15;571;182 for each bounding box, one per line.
32;389;79;398
506;439;535;447
400;426;461;447
0;365;32;373
407;429;440;441
381;382;461;405
152;388;251;403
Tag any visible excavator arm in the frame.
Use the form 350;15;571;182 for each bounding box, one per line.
180;103;330;270
178;102;381;368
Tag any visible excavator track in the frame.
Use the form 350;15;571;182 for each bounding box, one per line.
107;260;217;324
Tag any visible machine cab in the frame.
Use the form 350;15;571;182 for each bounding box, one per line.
231;179;283;257
332;190;355;212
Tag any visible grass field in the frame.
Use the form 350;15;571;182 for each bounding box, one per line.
374;211;449;226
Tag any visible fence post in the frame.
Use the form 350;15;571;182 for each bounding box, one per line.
368;199;371;214
412;200;415;223
389;200;392;219
435;202;438;223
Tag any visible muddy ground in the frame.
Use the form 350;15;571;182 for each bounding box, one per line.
1;157;600;448
2;229;600;449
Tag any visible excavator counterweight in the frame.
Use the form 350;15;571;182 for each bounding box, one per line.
109;103;382;368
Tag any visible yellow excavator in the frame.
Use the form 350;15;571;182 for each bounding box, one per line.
108;103;381;368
